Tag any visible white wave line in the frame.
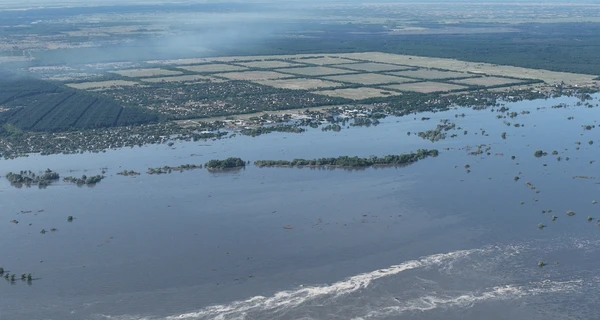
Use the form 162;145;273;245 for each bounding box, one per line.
166;248;490;320
364;279;583;319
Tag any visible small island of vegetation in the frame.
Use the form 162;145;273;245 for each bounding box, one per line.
5;169;60;187
63;175;105;186
254;149;439;168
147;164;202;174
205;158;246;170
117;170;141;176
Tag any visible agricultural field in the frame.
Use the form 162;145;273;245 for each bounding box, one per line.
140;75;217;83
66;80;141;90
389;69;475;80
110;68;183;78
256;78;343;90
291;57;357;65
177;64;247;73
383;81;468;93
335;62;412;72
336;52;597;85
235;60;303;69
322;73;414;85
451;76;525;87
16;51;596;131
216;71;293;81
0;75;157;132
276;66;356;76
314;87;402;100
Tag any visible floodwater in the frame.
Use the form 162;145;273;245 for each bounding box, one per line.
1;94;600;320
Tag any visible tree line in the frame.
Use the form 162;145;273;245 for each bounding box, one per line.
254;149;439;168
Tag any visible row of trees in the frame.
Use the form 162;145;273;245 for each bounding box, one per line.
147;164;203;174
254;149;439;168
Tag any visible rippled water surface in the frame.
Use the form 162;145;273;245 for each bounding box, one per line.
1;94;600;320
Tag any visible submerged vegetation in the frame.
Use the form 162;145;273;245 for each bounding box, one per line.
147;164;202;174
205;158;246;170
63;175;105;186
254;149;439;168
117;170;141;176
240;125;305;137
417;120;456;142
5;169;60;187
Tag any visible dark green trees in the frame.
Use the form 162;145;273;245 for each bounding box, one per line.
205;157;246;170
254;149;439;168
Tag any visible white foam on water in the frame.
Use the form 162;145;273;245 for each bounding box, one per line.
165;248;491;320
363;279;584;319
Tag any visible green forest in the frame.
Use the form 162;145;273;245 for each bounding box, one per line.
0;72;158;135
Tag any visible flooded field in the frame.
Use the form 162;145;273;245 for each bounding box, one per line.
1;94;600;320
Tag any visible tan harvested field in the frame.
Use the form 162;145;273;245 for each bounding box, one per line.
451;76;524;87
66;80;140;90
314;87;402;100
383;82;467;93
336;52;597;85
335;62;412;72
322;73;414;85
235;60;303;69
110;68;183;78
256;78;343;90
389;69;475;80
177;64;247;73
216;71;293;81
140;75;216;83
292;56;358;65
276;66;355;76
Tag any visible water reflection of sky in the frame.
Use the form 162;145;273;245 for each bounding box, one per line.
0;94;599;320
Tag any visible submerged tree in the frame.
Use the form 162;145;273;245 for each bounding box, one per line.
538;261;546;267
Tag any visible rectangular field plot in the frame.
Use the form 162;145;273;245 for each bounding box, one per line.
292;56;357;65
322;73;413;85
140;75;216;83
389;69;475;80
66;80;140;90
235;60;303;69
276;66;355;76
177;64;247;73
256;78;343;90
335;62;411;72
110;68;182;78
451;76;524;87
217;71;293;81
313;87;402;100
383;82;467;93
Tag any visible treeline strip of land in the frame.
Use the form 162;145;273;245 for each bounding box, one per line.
253;149;439;168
